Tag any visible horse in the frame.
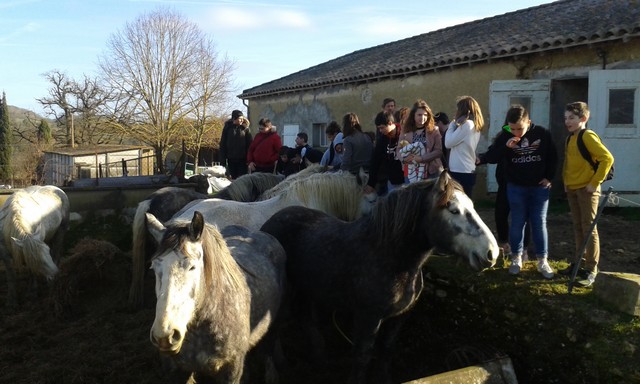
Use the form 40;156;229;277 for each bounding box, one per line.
0;185;70;307
146;211;286;383
128;171;286;309
259;171;499;384
169;169;374;232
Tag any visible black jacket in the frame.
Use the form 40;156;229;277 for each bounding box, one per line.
478;124;558;187
219;119;252;163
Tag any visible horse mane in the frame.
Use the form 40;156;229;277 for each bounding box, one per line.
276;170;365;221
370;177;461;247
258;164;326;200
157;221;246;297
215;172;284;202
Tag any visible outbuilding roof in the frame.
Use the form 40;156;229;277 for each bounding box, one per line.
239;0;640;99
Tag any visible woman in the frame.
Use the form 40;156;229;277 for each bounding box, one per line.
399;99;443;182
340;113;373;174
478;105;558;279
444;96;485;197
247;118;282;173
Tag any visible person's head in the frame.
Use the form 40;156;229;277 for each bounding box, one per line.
374;111;397;137
434;111;450;128
405;99;435;133
565;101;590;134
454;96;484;131
258;118;274;133
279;145;291;161
231;110;244;124
342;113;362;137
325;121;342;143
333;132;344;153
394;107;410;129
382;98;396;114
295;132;308;147
505;104;531;138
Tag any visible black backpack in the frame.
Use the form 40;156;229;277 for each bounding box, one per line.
567;129;614;181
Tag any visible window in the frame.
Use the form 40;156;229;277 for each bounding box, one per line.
509;96;532;114
608;89;635;125
312;123;328;147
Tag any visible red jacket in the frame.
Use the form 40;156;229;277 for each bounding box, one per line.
247;131;282;168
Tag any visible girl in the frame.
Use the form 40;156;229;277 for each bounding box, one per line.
444;96;485;197
400;99;444;181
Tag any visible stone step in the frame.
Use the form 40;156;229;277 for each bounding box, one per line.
403;356;518;384
594;272;640;316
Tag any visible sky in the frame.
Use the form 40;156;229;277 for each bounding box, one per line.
1;0;555;116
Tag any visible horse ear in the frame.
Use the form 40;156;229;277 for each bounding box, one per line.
436;170;451;192
145;213;166;244
357;167;369;186
189;211;205;241
11;236;25;248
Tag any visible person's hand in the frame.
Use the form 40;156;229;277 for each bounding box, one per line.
475;156;481;165
248;162;256;172
585;183;597;193
506;137;521;149
539;178;552;189
363;185;376;194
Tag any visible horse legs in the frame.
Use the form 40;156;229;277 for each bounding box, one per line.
369;314;409;384
49;226;67;264
348;315;383;384
1;251;18;308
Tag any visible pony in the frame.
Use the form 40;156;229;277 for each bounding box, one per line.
129;171;283;308
146;211;286;383
259;171;499;384
0;185;70;307
169;169;374;232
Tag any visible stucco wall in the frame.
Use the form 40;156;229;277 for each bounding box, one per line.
242;39;640;199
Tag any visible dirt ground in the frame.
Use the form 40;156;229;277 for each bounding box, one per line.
0;206;638;384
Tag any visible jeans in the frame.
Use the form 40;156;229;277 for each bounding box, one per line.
507;183;549;258
496;181;531;247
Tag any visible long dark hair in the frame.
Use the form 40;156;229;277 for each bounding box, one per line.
342;113;363;137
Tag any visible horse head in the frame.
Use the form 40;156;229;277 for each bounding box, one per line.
147;211;207;355
429;171;499;270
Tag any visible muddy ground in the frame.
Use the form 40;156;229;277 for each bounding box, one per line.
0;206;638;384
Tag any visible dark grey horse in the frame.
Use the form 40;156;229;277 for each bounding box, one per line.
260;171;499;384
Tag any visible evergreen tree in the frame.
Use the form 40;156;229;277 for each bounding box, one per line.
37;119;52;145
0;92;13;181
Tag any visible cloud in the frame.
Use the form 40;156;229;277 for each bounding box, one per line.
204;6;312;30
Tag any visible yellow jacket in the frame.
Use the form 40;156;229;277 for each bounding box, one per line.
563;129;614;190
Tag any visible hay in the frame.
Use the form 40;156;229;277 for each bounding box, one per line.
50;238;129;317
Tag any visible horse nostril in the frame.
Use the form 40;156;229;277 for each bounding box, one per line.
170;329;182;345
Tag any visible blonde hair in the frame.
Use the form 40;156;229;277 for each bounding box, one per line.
455;96;484;132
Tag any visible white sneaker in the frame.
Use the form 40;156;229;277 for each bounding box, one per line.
509;255;522;275
576;271;597;287
537;258;554;279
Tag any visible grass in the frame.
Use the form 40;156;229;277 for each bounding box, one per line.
410;255;640;383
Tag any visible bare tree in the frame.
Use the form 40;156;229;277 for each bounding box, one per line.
99;8;236;174
37;70;119;146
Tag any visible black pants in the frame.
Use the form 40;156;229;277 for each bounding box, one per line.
226;159;248;180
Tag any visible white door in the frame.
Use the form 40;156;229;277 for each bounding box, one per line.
588;69;640;204
282;124;299;148
487;80;551;192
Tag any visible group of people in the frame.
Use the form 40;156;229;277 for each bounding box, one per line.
477;101;614;287
218;110;323;180
218;97;614;288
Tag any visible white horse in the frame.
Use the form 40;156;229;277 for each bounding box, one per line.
0;185;70;307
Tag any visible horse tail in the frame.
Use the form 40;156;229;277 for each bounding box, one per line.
129;199;151;309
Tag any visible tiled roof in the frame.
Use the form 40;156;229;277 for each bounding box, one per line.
239;0;640;99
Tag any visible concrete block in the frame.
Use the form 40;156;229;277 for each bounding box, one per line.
403;356;518;384
593;272;640;316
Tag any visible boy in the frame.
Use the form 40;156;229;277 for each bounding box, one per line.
560;101;614;287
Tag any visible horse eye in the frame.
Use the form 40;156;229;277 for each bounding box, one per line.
189;265;196;271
